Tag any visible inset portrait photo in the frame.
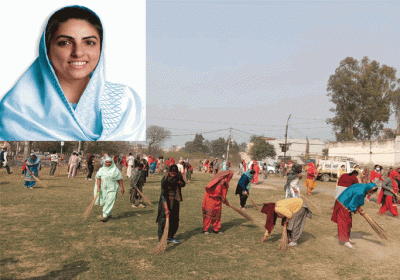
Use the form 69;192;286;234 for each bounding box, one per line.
0;1;146;141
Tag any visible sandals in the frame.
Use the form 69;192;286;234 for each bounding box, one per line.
100;217;108;222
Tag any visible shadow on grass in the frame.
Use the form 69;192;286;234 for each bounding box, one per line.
0;257;18;266
0;181;10;185
112;209;155;220
20;260;90;280
334;231;385;246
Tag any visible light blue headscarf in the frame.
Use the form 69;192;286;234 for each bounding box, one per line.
0;5;145;141
338;183;377;212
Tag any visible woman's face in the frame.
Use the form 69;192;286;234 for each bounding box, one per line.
48;19;101;84
105;160;112;167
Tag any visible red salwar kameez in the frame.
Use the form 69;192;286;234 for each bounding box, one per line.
202;170;234;232
251;161;260;184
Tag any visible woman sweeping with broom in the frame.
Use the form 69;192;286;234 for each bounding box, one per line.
331;183;378;249
94;157;124;222
261;198;312;248
156;165;186;243
202;170;234;234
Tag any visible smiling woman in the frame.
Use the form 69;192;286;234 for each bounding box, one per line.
0;5;145;141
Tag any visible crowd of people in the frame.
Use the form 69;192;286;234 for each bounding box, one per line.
3;148;398;250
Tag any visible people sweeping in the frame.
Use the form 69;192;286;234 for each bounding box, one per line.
130;163;146;208
378;170;400;218
334;170;359;199
235;170;255;210
202;170;234;234
284;164;303;199
94;157;124;222
24;154;41;189
305;162;318;195
261;198;312;247
331;183;378;249
156;165;186;243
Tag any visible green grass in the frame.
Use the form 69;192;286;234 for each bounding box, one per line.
1;167;399;279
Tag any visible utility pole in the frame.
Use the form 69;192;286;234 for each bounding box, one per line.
283;114;291;165
226;127;232;161
77;141;81;153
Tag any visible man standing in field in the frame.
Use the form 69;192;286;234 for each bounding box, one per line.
130;163;146;208
0;147;12;174
126;153;135;178
49;151;58;176
213;158;220;174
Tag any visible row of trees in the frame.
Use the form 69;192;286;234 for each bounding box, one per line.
327;56;400;141
145;126;277;162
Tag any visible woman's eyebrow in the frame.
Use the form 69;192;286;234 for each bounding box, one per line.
55;35;98;40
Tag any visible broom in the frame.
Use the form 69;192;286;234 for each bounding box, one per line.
224;199;254;222
26;166;49;188
293;188;320;212
135;186;152;206
149;206;170;254
358;207;388;240
248;196;259;210
279;223;288;252
83;191;100;220
389;190;400;201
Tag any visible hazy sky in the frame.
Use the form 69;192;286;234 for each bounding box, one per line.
147;1;400;148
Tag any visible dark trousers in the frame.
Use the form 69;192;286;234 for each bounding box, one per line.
239;193;248;208
0;161;11;174
87;165;94;179
158;200;180;240
49;162;57;176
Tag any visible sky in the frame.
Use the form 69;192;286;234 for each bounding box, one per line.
146;0;400;148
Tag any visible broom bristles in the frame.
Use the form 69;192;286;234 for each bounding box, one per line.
150;216;169;254
279;223;288;252
224;199;254;222
248;196;259;210
135;187;152;206
83;192;100;220
358;208;388;240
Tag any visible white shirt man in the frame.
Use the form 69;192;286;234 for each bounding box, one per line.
127;153;135;178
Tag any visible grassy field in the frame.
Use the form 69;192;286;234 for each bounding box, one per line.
1;167;399;280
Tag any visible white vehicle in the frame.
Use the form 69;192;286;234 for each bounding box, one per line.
247;161;276;174
316;159;358;182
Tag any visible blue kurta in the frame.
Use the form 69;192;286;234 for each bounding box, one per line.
0;5;145;141
337;183;377;212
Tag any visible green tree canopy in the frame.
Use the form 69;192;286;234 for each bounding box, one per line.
327;56;399;140
184;134;209;154
248;136;276;161
210;137;227;158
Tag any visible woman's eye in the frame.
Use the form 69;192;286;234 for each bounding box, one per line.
58;41;69;46
86;41;96;46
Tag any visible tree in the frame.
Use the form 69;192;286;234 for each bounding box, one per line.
184;134;209;154
210;137;227;157
248;136;276;161
146;125;171;155
389;86;400;134
377;128;397;140
327;56;398;141
238;142;247;153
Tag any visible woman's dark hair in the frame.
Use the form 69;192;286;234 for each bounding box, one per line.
350;170;359;176
169;164;179;173
45;6;103;52
249;170;256;175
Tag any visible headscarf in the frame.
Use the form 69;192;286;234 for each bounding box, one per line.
95;157;123;180
206;170;234;190
261;203;277;233
27;154;41;166
241;171;254;190
170;157;175;165
307;162;316;174
389;171;399;193
284;164;302;191
0;6;144;141
338;183;377;212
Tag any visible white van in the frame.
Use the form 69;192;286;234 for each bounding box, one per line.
316;159;358;182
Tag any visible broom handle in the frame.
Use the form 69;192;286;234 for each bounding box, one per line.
389;190;400;201
248;196;259;210
293;188;320;212
135;186;152;206
26;166;49;188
